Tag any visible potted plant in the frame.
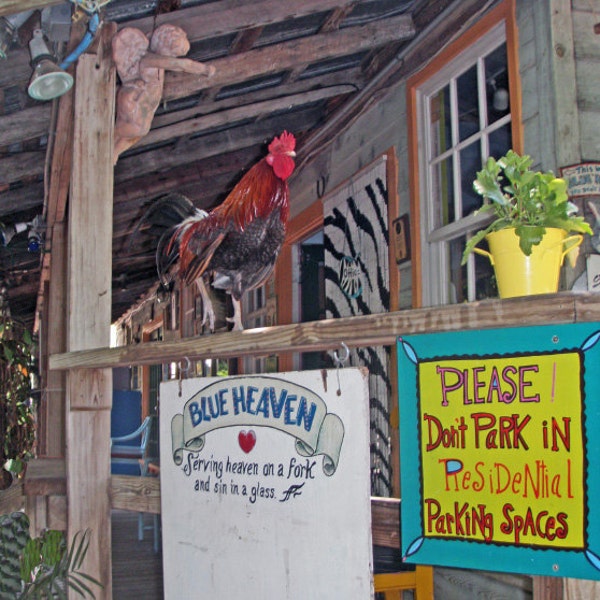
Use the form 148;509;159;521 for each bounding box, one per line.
0;511;102;598
461;150;593;298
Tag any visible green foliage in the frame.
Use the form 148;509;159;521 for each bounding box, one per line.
0;315;36;485
0;512;30;597
461;150;593;264
0;512;102;599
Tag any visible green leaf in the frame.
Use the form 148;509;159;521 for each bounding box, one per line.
515;225;545;255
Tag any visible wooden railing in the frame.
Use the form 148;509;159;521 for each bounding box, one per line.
49;292;600;370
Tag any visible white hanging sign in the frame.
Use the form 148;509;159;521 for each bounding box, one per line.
159;368;373;599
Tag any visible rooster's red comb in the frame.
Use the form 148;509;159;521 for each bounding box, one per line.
268;131;296;154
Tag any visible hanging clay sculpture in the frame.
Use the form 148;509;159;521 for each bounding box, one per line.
112;24;215;164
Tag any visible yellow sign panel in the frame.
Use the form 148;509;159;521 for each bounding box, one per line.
418;351;585;549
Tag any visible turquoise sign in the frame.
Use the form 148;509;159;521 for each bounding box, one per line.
398;323;600;580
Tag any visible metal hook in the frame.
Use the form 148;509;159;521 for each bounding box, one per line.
333;342;349;367
332;342;349;396
179;356;191;374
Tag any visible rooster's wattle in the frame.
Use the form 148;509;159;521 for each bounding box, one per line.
154;131;296;330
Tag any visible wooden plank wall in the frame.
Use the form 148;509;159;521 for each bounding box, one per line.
573;0;600;160
518;0;554;167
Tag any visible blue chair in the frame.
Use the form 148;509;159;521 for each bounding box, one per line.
110;415;153;474
111;416;160;552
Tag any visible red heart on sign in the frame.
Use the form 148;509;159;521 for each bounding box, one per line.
238;430;256;453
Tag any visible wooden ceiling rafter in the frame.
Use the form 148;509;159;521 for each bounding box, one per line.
0;0;453;328
161;14;416;102
0;11;414;185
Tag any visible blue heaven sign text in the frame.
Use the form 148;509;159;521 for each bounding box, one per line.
397;323;600;580
171;375;344;475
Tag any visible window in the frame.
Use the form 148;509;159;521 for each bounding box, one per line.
412;17;518;305
241;280;279;373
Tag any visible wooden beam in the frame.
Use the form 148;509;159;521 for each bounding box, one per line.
50;293;600;370
0;151;46;187
66;21;116;599
128;0;367;40
111;475;161;514
22;457;66;496
533;577;563;600
548;0;581;167
0;0;380;96
0;0;61;18
42;222;67;456
162;14;415;101
0;105;52;147
152;67;364;129
113;106;321;185
371;497;400;548
35;70;75;333
229;26;264;55
0;70;361;188
0;183;45;216
319;3;358;32
138;85;355;150
0;1;404;103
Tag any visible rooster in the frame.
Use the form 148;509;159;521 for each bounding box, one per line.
153;131;296;330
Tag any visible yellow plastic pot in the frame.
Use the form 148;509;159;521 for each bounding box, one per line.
473;227;583;298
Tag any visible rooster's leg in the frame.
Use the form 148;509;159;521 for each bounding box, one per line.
227;297;244;331
195;277;215;332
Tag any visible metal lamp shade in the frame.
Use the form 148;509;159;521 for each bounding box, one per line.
28;58;73;100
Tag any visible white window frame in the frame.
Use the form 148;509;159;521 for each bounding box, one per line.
417;22;511;306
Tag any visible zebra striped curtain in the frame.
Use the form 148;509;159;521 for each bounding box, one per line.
323;155;392;496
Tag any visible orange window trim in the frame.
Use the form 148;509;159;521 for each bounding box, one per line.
277;200;323;322
407;0;522;308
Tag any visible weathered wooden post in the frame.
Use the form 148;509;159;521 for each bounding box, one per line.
66;22;116;598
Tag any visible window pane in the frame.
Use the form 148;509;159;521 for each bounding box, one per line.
457;65;479;142
489;122;512;160
429;85;452;156
485;44;509;123
474;245;497;299
459;141;482;217
431;157;455;226
448;237;468;303
448;236;497;304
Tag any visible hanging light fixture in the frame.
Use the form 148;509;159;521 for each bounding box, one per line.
0;18;15;59
27;28;73;101
0;11;35;60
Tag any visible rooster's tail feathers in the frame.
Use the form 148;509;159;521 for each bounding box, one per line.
128;192;204;253
154;194;208;283
148;192;203;226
